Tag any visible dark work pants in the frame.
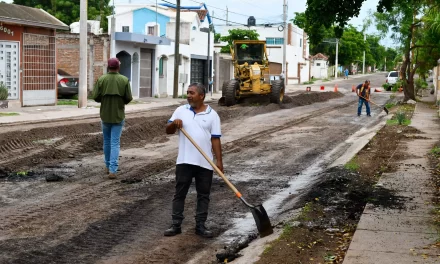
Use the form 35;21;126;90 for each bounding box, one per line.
172;164;213;225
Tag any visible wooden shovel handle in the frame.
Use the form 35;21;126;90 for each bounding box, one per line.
180;128;242;198
359;95;379;107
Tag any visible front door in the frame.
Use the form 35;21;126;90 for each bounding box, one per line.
140;48;153;97
0;41;19;99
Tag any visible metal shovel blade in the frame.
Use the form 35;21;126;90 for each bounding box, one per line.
239;196;273;237
251;204;273;237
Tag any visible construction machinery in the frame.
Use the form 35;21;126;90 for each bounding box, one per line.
221;40;285;106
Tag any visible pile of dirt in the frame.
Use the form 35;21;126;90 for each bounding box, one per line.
281;92;344;109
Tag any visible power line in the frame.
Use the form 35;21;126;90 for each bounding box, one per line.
187;0;281;23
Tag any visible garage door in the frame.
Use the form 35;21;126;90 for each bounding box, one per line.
190;59;205;85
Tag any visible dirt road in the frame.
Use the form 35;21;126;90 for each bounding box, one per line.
0;75;391;264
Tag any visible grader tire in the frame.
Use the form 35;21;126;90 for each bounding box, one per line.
221;81;227;96
225;80;238;107
270;80;285;104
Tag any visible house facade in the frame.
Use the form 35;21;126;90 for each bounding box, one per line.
310;53;329;79
0;3;69;107
215;21;310;84
107;3;214;98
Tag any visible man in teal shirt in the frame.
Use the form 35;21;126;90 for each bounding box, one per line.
92;58;133;179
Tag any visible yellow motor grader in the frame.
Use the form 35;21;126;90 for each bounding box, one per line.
221;40;285;106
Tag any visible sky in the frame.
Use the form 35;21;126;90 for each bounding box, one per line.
122;0;396;47
4;0;396;47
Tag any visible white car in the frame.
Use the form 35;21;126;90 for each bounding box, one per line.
385;71;399;91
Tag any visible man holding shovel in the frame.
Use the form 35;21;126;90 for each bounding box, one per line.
356;80;371;117
164;83;223;238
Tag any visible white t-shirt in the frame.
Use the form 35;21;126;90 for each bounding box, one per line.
168;104;222;170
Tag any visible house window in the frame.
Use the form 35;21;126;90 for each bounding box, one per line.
148;26;155;35
159;57;164;76
266;38;284;45
316;63;321;66
122;26;129;32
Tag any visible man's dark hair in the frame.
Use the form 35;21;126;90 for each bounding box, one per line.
189;83;206;99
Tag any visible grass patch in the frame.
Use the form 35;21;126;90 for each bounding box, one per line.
262;245;273;255
431;146;440;158
178;94;188;99
57;100;78;106
0;112;19;116
303;81;314;85
385;102;396;109
322;78;331;82
386;104;414;126
386;119;411;126
344;157;360;172
128;100;142;105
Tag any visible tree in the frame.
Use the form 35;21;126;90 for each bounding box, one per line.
310;25;366;66
304;0;397;44
219;29;259;53
13;0;112;32
365;35;386;70
291;12;306;29
375;0;440;101
384;47;399;71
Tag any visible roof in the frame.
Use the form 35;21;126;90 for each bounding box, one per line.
0;3;69;30
311;53;328;61
179;9;208;21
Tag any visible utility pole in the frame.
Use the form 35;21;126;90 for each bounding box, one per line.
78;0;88;108
362;33;366;74
282;0;287;85
384;57;387;72
335;39;339;79
173;0;181;98
206;24;211;95
110;0;116;57
226;6;228;26
156;0;158;36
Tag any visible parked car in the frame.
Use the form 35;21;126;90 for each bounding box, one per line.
57;69;79;97
385;71;399;91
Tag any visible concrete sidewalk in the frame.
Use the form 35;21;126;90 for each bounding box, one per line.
343;100;440;263
0;92;223;124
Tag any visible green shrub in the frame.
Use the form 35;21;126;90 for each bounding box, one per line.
0;83;8;100
396;111;406;125
431;146;440;157
415;78;428;90
392;79;404;92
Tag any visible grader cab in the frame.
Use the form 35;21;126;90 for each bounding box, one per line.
221;40;285;106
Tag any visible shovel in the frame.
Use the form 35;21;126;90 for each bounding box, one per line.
359;95;389;115
180;128;274;237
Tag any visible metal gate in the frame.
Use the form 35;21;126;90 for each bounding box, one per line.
0;41;20;99
191;59;205;85
139;48;152;97
22;33;56;106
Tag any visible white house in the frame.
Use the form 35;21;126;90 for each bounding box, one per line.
215;19;310;84
107;3;214;98
70;20;103;35
310;53;329;79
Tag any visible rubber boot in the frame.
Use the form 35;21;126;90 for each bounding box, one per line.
195;222;213;238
